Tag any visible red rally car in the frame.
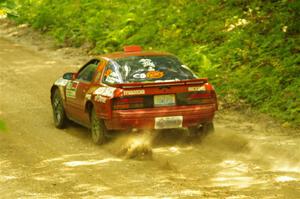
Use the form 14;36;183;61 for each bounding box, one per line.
51;46;218;144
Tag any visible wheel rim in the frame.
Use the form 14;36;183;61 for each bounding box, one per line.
53;95;63;124
92;118;101;142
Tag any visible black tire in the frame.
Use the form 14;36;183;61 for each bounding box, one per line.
51;89;67;129
188;122;214;138
202;122;214;135
91;108;107;145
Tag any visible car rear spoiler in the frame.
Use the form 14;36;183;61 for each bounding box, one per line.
113;78;208;89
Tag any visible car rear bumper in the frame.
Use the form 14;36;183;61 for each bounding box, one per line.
104;104;216;130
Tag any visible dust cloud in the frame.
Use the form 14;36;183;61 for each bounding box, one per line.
105;130;154;160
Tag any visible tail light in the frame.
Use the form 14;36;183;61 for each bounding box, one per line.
185;83;217;105
187;93;215;104
113;97;144;110
205;83;218;110
188;93;211;99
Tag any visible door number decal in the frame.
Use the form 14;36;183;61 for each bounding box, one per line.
66;81;79;98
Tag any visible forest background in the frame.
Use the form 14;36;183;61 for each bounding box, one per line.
0;0;299;126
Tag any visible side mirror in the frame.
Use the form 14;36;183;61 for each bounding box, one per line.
63;72;76;80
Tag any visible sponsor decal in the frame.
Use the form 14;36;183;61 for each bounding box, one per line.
94;95;107;103
104;69;112;77
104;69;122;84
54;78;69;86
139;58;156;71
133;73;146;79
85;94;92;100
93;87;116;98
146;71;164;79
123;89;145;96
66;81;79;98
105;72;120;84
188;86;206;92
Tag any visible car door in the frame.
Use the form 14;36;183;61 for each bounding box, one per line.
65;59;99;125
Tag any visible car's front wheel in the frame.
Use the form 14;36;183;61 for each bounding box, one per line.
91;108;107;145
51;89;67;128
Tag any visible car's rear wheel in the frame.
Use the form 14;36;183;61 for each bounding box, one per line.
188;122;214;138
51;89;67;128
202;122;214;135
91;108;107;145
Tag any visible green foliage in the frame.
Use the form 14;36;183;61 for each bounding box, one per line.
0;120;6;132
8;0;300;125
0;0;18;18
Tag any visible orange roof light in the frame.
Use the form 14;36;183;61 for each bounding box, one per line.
123;45;142;53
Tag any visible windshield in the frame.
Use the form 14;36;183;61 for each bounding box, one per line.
102;55;197;84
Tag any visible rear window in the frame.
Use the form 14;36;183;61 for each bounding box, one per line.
102;55;197;84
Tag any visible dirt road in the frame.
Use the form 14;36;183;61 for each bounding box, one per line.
1;21;300;198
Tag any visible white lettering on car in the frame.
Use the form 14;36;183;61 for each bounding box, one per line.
123;89;145;96
105;71;122;84
133;73;146;79
93;87;116;98
139;59;155;71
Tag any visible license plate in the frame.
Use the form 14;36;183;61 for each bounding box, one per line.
154;94;175;107
155;116;183;129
